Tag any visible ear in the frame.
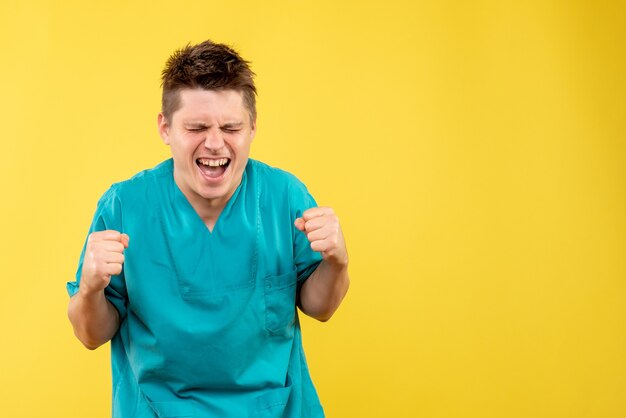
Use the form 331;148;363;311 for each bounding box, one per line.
249;117;257;141
157;112;171;145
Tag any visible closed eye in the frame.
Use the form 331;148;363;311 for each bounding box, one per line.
221;122;243;133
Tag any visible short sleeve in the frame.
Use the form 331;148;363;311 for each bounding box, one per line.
66;186;129;321
288;176;323;285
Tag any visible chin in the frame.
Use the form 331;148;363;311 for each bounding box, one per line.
197;187;228;201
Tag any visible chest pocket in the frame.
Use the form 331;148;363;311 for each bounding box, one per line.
149;401;196;418
264;269;298;335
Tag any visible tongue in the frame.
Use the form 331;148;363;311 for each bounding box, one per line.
199;164;226;178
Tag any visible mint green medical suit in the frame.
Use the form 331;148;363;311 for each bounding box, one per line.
67;159;325;417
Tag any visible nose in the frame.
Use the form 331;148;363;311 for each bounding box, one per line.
204;128;224;151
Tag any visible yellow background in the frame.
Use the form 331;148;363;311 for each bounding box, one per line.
1;1;624;417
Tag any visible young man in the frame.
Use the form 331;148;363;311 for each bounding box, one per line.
66;40;349;418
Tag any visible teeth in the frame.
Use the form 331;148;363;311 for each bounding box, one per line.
198;158;229;167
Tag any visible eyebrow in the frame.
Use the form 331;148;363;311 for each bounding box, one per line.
184;121;244;129
221;122;243;129
184;122;209;128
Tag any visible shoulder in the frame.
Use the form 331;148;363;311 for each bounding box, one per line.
248;159;309;193
99;159;173;203
93;159;172;221
249;159;316;211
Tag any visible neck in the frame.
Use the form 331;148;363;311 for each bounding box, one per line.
173;173;233;230
188;195;225;230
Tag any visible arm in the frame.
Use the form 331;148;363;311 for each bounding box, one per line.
67;230;129;349
68;288;120;350
295;207;350;322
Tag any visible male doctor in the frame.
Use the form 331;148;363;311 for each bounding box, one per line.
67;40;349;418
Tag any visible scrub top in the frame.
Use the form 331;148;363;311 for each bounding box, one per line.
66;158;325;418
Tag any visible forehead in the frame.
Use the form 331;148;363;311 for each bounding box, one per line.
173;88;248;122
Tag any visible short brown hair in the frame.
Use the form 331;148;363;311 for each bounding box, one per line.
160;40;257;122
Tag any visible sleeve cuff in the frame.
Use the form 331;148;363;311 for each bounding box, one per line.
297;259;322;284
65;281;127;320
66;281;80;297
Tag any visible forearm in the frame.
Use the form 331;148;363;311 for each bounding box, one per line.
298;260;350;322
67;288;120;350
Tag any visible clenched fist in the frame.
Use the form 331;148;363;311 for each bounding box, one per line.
294;207;348;267
80;230;129;294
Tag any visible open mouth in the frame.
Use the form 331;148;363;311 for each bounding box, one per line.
196;157;231;179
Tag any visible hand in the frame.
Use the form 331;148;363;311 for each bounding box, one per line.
80;230;129;295
295;207;348;267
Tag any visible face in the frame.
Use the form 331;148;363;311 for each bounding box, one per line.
158;88;256;210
